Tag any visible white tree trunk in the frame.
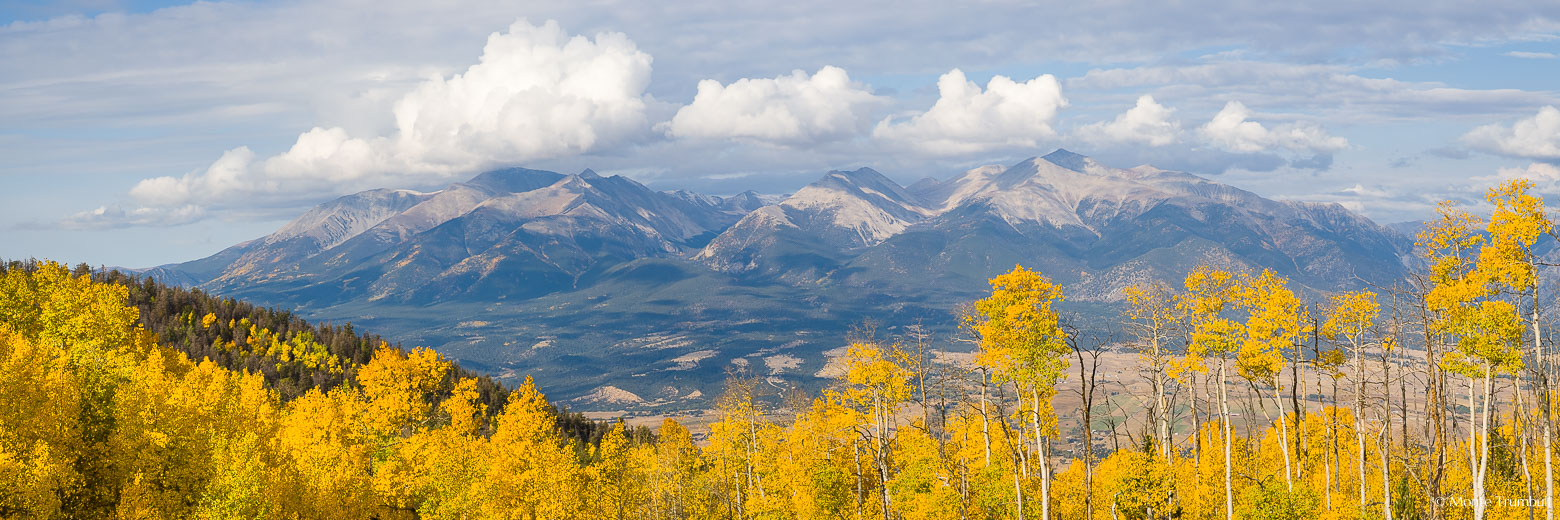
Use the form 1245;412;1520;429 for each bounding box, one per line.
1379;427;1392;520
1033;387;1050;520
1155;330;1171;461
981;374;992;466
1356;341;1368;515
1531;276;1554;520
1220;358;1234;520
1273;388;1294;490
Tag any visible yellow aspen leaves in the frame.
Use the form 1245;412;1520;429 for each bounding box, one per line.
4;175;1559;519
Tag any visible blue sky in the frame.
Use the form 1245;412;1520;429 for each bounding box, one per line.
3;0;1559;268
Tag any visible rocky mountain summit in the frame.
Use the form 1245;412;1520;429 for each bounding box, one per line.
148;150;1413;409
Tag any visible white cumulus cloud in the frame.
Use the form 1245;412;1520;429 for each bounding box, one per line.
872;69;1067;155
107;19;654;222
1462;106;1560;160
1473;162;1560;192
1077;95;1180;146
1198;100;1348;154
663;66;885;146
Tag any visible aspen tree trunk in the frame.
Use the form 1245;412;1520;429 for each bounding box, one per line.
1381;343;1394;520
1295;324;1309;478
1220;357;1234;520
877;394;893;520
1356;337;1368;515
1471;367;1497;520
981;372;992;466
1004;393;1028;515
1192;375;1202;470
855;439;865;519
1010;401;1027;520
1427;307;1447;520
1032;387;1050;520
1155;330;1170;462
1532;272;1554;520
1015;394;1029;481
1257;383;1295;491
1401;364;1410;450
1384;301;1398;455
1324;430;1334;511
744;399;763;503
1275;388;1294;490
1518;382;1536;520
1013;469;1025;520
1333;376;1342;509
1319;337;1332;510
1076;344;1098;520
959;457;971;520
1380;427;1393;520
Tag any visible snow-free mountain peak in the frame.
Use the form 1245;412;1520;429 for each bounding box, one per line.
1040;148;1090;171
150;153;1416;409
697;151;1410;300
466;167;566;194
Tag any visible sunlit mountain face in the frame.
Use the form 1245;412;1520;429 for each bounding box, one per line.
144;150;1412;409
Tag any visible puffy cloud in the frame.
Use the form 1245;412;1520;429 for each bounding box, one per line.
113;19;653;222
1461;106;1560;160
872;69;1067;155
1473;162;1560;190
1199;101;1348;154
1077;95;1180;146
663;66;885;146
389;22;652;166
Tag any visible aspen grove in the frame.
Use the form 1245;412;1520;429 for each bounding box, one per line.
3;179;1560;520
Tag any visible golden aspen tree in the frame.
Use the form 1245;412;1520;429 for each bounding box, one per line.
1235;269;1307;492
844;339;915;519
1321;290;1378;517
889;422;961;520
1481;177;1554;520
0;328;82;518
969;265;1071;520
785;391;862;518
1123;282;1183;462
1424;201;1523;520
357;346;450;435
1313;347;1347;513
1096;444;1177;519
278;387;377;518
0;267;42;337
590;422;649;520
477;377;584;520
649;418;707;520
192;370;288;518
707;373;767;519
400;378;488;519
1180;265;1242;520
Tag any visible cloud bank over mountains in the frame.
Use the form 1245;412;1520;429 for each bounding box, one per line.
870;70;1067;155
4;0;1549;245
71;19;1389;229
1463;106;1560;161
663;66;884;146
104;20;657;226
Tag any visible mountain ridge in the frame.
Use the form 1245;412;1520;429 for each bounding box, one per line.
144;150;1414;409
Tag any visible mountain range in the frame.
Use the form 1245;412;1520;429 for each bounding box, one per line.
146;150;1415;410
